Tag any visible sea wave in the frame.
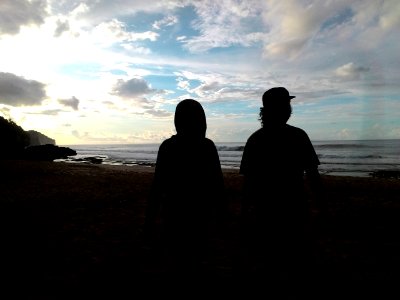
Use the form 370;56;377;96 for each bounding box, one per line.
314;143;372;149
216;146;245;151
320;161;398;166
60;140;400;177
319;154;384;159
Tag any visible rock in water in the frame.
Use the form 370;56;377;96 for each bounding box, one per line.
24;144;77;161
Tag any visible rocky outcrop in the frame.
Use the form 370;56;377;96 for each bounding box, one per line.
23;144;77;161
1;115;77;161
27;130;55;146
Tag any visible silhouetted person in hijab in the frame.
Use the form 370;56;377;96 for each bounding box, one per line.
240;87;323;282
145;99;225;277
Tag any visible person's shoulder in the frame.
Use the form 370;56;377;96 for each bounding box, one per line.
285;124;308;136
204;137;215;144
285;125;314;146
159;135;177;149
247;128;263;139
204;137;218;149
246;128;264;142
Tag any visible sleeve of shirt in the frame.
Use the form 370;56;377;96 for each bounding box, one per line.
153;141;168;191
207;139;224;191
239;139;251;175
208;140;227;217
302;131;320;169
144;140;168;236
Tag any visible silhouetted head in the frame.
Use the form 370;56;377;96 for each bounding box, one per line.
259;87;295;127
174;99;207;139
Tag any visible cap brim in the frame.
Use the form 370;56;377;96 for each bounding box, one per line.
289;96;296;99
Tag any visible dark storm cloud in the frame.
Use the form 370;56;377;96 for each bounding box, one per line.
0;0;48;35
0;72;47;106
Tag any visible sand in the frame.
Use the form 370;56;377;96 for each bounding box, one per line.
1;160;400;294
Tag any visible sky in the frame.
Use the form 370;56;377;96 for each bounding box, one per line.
0;0;399;145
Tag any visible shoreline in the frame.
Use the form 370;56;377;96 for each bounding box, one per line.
57;159;400;179
1;159;400;290
58;139;400;179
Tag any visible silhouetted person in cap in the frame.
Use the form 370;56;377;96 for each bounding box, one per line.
145;99;225;277
240;87;322;282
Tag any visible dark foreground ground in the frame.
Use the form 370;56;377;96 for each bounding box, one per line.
1;160;400;297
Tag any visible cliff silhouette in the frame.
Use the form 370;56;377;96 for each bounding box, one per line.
0;115;76;160
26;130;55;146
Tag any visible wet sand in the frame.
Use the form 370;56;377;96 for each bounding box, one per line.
1;160;400;295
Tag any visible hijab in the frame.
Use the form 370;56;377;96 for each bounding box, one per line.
174;99;207;139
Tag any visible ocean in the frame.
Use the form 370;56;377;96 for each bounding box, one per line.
59;139;400;178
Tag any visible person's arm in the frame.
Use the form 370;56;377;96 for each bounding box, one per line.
239;141;256;221
144;143;166;239
209;141;228;224
302;131;327;218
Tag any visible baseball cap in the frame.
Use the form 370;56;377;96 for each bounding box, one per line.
262;87;295;107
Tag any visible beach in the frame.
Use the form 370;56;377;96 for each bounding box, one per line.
1;160;400;294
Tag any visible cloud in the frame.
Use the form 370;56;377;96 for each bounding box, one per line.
70;129;167;144
59;96;80;110
177;77;190;90
144;109;173;118
261;1;349;59
92;19;159;46
111;78;155;98
102;101;117;109
335;62;370;80
41;109;63;115
68;0;186;24
71;130;129;143
260;1;400;63
295;88;349;100
379;1;400;30
0;0;48;35
54;19;70;37
0;72;47;106
352;0;400;32
174;70;266;103
183;0;265;52
194;81;223;95
0;0;398;143
264;38;308;58
120;44;152;54
152;15;178;30
27;109;63;116
71;130;80;138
